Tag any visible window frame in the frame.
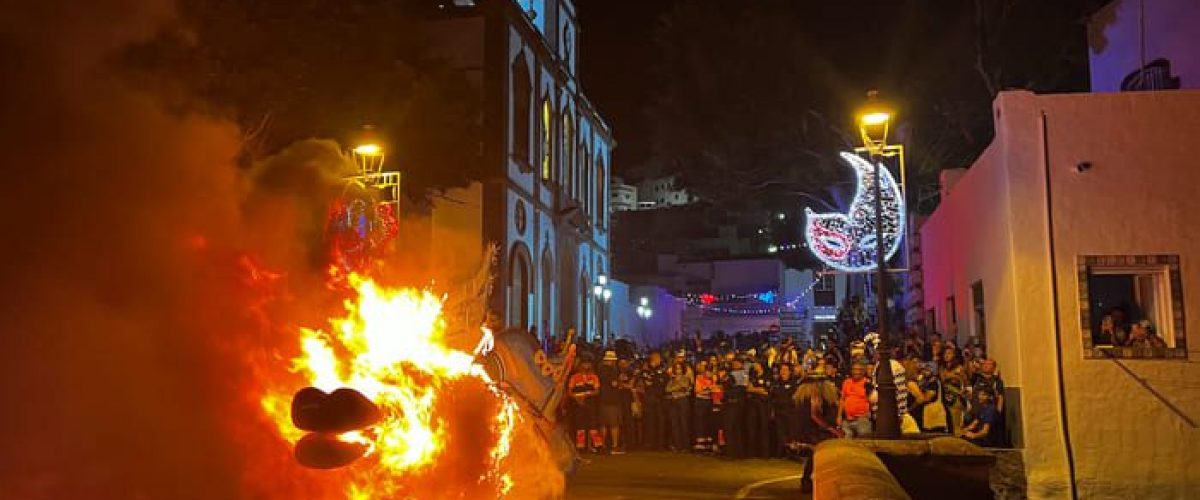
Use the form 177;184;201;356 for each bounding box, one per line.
1077;254;1188;360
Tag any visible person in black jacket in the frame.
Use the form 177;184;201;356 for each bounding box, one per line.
745;361;771;458
636;352;669;450
722;358;748;458
770;363;800;457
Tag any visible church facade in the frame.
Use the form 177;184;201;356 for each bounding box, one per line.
425;0;614;342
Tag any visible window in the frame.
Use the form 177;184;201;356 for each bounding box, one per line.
971;281;986;347
540;98;552;181
946;295;957;339
510;55;531;166
562;112;574;191
814;275;836;307
509;246;531;328
1079;255;1186;359
596;155;606;228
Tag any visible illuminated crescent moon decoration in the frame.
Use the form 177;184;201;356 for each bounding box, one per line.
804;152;904;272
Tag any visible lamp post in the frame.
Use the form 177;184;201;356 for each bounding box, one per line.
593;274;612;344
857;91;900;439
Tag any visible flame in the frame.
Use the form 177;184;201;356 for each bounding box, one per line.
260;273;516;498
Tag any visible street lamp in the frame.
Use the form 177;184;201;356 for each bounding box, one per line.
593;274;612;344
856;90;901;439
636;296;653;319
351;125;387;175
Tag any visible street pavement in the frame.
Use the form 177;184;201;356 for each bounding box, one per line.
565;451;809;500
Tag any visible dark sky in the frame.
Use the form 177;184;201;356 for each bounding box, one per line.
577;0;1099;179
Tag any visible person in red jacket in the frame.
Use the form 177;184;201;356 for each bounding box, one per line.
569;361;602;452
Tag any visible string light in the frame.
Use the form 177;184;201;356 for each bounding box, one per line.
804;152;904;272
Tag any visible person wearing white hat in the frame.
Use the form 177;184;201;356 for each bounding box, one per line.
598;350;627;453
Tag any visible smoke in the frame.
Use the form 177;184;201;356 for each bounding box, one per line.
0;2;564;499
0;0;331;497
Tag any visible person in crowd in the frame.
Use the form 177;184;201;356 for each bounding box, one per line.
619;358;640;449
745;360;771;457
823;355;843;388
770;363;800;456
913;361;948;432
794;371;842;446
939;346;969;434
636;351;668;450
711;363;727;452
868;346;921;435
597;351;626;453
692;360;716;451
959;387;1001;447
665;352;694;452
970;357;1005;445
722;357;749;458
837;362;873;437
926;334;943;363
568;360;602;452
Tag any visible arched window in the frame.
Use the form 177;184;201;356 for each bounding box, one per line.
541;98;552;181
596;155;607;229
509;245;531;328
562;112;574;191
511;55;532;164
540;249;554;339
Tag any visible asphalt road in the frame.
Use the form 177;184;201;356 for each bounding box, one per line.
565;452;809;500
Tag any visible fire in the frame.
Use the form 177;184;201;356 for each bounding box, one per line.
260;273;517;498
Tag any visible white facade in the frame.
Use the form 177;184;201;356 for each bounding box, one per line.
920;89;1200;499
636;176;695;209
610;179;637;212
426;0;613;343
1089;0;1200;92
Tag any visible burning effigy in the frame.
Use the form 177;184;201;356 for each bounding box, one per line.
244;149;575;499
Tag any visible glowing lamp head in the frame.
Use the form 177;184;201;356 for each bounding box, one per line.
856;91;894;153
353;143;384;156
640;297;649;307
602;289;612;301
593;285;603;297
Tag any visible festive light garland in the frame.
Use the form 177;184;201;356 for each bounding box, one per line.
804;152;904;272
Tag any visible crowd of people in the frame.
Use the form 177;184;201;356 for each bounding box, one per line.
552;317;1009;458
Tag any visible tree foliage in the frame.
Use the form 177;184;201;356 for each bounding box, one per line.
122;0;483;206
644;0;1102;218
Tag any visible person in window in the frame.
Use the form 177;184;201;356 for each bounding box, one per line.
837;362;873;437
1127;320;1167;348
1109;307;1131;346
958;387;1001;447
1097;315;1119;346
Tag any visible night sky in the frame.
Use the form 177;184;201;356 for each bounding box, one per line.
578;0;1099;181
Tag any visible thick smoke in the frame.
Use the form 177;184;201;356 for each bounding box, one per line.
0;0;333;497
0;2;565;499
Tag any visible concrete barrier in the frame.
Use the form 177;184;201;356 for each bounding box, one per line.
812;439;911;500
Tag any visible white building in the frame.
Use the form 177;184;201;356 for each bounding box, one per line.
610;177;638;212
424;0;614;342
637;176;695;209
919;88;1200;499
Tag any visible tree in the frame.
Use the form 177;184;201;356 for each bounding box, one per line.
121;0;483;207
644;2;856;221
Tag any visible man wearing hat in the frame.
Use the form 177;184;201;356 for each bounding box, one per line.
597;350;627;453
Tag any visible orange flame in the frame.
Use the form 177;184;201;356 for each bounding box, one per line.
260;273;516;498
